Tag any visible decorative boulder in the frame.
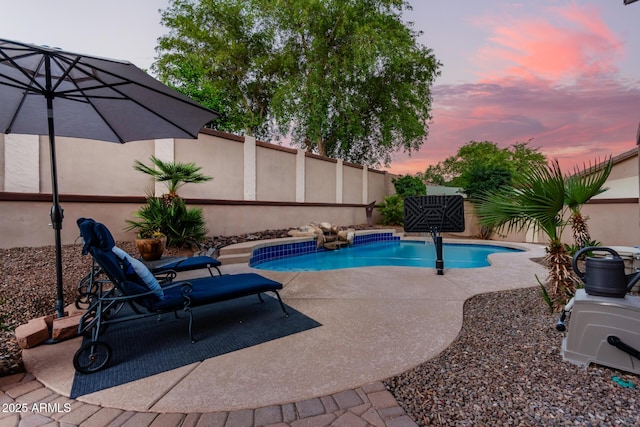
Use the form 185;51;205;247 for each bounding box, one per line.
290;222;355;249
337;229;355;245
319;222;333;232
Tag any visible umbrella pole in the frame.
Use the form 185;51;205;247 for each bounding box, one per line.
45;57;65;318
50;138;65;319
49;128;65;319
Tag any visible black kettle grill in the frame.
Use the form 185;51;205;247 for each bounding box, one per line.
572;246;640;298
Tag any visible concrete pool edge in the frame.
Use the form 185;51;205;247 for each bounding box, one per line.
217;230;537;266
217;228;401;264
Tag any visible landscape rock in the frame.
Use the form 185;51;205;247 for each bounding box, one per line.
15;316;50;349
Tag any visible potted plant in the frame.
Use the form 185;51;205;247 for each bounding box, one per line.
126;156;212;257
134;229;167;261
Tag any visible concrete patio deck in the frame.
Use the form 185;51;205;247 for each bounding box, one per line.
2;239;547;426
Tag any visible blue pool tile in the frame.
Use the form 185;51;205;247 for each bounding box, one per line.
249;232;401;267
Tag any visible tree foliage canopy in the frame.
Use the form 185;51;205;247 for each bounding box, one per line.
154;0;441;167
420;140;547;189
392;174;426;197
155;0;282;138
461;165;512;203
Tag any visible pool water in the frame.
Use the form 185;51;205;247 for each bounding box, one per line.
252;240;522;272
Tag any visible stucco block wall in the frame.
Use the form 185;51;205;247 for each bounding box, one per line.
305;156;337;203
175;134;244;200
0;200;371;249
592;153;638;200
2;130;637;249
256;145;296;202
0;134;4;191
367;171;386;205
342;164;364;204
608;154;636;180
581;203;640;247
0;129;395;248
200;204;367;237
40;136;154;196
1;201;138;247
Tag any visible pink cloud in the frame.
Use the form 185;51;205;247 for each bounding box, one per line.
388;78;640;175
475;3;623;83
387;3;638;177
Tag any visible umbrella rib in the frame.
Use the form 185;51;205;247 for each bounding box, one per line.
48;55;81;93
0;50;47;93
49;54;132;141
58;60;209;138
52;52;205;107
47;51;214;139
0;53;49;134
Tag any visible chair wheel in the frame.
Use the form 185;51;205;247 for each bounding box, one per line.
73;341;112;374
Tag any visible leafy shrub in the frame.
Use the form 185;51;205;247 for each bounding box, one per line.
380;194;405;225
127;196;207;248
564;240;602;258
392;175;426;197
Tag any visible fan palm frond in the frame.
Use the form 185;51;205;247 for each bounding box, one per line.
565;157;612;211
133;155;213;196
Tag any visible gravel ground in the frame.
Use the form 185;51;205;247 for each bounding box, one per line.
385;286;640;426
2;234;640;425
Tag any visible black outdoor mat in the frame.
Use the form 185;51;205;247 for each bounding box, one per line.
70;295;321;398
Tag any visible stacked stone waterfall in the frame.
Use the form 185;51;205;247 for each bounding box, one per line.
287;222;355;250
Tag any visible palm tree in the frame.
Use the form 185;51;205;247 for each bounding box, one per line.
565;157;612;248
133;155;212;202
128;156;213;247
476;158;611;311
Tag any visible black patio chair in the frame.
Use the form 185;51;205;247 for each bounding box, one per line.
73;236;288;374
75;218;222;309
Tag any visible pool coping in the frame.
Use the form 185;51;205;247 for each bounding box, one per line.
217;229;535;266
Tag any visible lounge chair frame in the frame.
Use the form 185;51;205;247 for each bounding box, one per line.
73;220;288;374
75;217;222;309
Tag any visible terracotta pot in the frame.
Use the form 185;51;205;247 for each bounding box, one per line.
135;236;167;261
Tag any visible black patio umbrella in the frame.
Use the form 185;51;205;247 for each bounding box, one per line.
0;38;218;318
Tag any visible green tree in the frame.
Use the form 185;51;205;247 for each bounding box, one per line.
379;174;426;226
460;165;511;203
421;140;546;188
155;0;441;167
461;164;512;239
420;163;447;185
379;194;405;226
155;0;282;138
392;174;426;197
264;0;440;166
475;159;611;310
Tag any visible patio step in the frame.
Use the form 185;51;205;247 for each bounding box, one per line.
219;241;257;255
217;252;252;265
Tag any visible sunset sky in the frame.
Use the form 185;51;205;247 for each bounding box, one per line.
2;0;639;175
391;0;640;175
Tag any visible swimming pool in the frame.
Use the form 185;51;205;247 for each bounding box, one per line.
251;240;523;272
